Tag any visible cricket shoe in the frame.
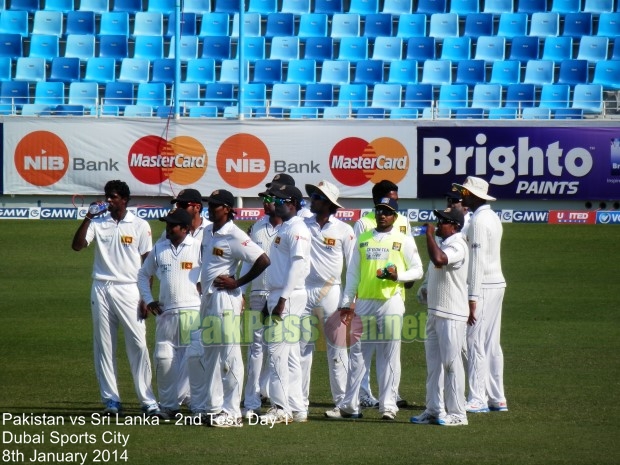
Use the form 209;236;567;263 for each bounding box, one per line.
292;411;308;423
396;395;408;408
324;408;363;419
242;408;260;420
142;402;163;418
259;407;293;425
210;412;243;428
103;400;122;415
359;395;379;409
437;414;468;426
410;411;437;425
465;402;490;413
381;410;397;421
489;402;509;412
158;407;180;421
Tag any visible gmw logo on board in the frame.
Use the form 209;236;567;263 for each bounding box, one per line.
128;135;207;185
329;137;409;187
15;131;69;187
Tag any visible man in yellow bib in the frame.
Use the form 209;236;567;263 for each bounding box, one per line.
325;197;423;420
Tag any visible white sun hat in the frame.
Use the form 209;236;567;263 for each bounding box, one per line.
305;180;344;209
452;176;497;201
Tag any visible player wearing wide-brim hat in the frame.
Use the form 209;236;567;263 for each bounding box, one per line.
305;180;344;209
452;176;496;201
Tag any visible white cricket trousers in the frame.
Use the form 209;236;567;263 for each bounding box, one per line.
200;289;244;418
300;284;348;409
424;314;467;418
264;289;307;416
91;280;156;406
466;287;506;406
341;296;404;415
243;292;270;411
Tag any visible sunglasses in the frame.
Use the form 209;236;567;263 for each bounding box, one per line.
437;218;458;225
310;192;328;201
261;195;275;204
375;208;396;216
176;201;200;209
447;198;462;205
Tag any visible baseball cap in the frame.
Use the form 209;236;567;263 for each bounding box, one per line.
265;174;296;188
433;207;465;228
160;208;192;226
170;188;202;204
375;197;399;212
445;188;463;203
305;180;343;209
203;189;235;207
270;183;304;202
452;176;497;201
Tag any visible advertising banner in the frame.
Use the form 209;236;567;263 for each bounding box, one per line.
2;119;417;198
548;210;597;224
417;126;620;200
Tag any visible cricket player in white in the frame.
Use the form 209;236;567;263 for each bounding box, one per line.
453;177;508;413
138;208;202;419
261;184;311;425
411;207;469;426
327;198;423;420
71;180;159;416
302;181;355;415
199;189;270;427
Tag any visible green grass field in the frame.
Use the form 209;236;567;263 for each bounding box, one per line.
1;220;618;465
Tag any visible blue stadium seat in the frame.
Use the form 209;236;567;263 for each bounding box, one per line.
21;103;53;115
236;36;265;62
372;36;403;61
551;0;581;13
505;83;535;108
0;34;22;58
487;107;518;118
98;35;128;61
15;57;46;82
497;12;528;38
450;0;480;14
405;36;436;60
114;0;143;12
553;108;583;119
68;81;98;110
133;12;163;37
66;11;96;36
397;13;427;38
338;83;368;107
248;0;277;14
219;59;247;83
464;13;494;38
118;57;150;83
421;59;452;85
304;83;334;107
596;12;620;37
576;35;609;63
437;83;468;108
0;56;10;81
133;35;164;61
270;36;300;60
147;0;175;12
281;0;312;14
204;82;235;111
471;83;502;108
474;35;506;63
136;82;166;107
201;36;232;61
185;58;216;84
517;0;547;14
175;82;202;109
265;13;295;38
286;59;317;84
198;13;230;37
331;13;361;38
583;0;614;15
522;107;551;118
440;36;471;62
389;107;420;118
99;12;130;37
539;83;570;108
241;82;267;112
168;36;199;62
387;59;418;84
84;56;116;83
155;105;173;117
383;0;413;14
29;34;59;61
298;14;328;38
214;0;239;13
65;34;96;62
542;36;573;62
34;81;64;105
320;60;351;84
490;59;521;84
151;58;175;84
270;83;301;107
508;36;539;62
48;57;80;82
78;0;109;13
529;12;560;37
165;12;197;38
417;0;447;14
338;37;369;61
562;12;593;38
0;81;30;108
523;59;554;85
289;107;320;118
557;59;588;86
9;0;40;13
371;83;402;108
188;106;219;117
354;59;384;84
429;13;459;40
349;0;379;15
183;0;212;13
44;0;75;12
0;11;29;38
314;0;344;14
32;11;64;37
323;106;352;118
356;107;388;118
231;13;262;38
403;83;434;108
304;37;334;60
103;81;134;108
483;0;514;14
123;104;153;116
364;14;393;37
454;107;485;118
591;59;620;90
455;59;486;86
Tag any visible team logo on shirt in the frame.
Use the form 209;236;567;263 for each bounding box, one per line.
274;237;281;245
399;226;407;234
181;262;193;269
323;238;336;247
212;248;224;256
359;241;368;248
392;242;402;251
120;236;133;245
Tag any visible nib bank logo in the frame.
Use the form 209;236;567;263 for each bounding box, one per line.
128;135;207;185
216;133;270;189
329;137;409;187
15;131;69;186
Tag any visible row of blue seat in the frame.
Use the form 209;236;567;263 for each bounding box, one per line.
7;0;620;16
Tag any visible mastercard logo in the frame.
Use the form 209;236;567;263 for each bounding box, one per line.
128;135;207;185
217;133;270;189
329;137;409;187
15;131;69;187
